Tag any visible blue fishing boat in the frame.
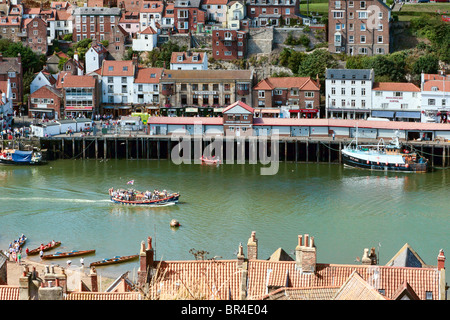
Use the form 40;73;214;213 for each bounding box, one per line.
0;149;45;165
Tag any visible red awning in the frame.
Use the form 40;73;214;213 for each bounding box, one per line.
289;109;319;113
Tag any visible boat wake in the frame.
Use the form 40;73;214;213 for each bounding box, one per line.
0;197;111;203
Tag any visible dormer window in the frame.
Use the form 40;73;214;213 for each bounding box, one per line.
192;55;198;61
108;66;114;71
123;66;128;71
432;86;439;91
177;55;183;62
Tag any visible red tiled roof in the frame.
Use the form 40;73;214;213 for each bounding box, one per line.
101;60;135;77
141;0;164;13
254;77;320;91
65;292;141;300
423;80;450;92
0;286;20;300
170;52;205;64
134;67;163;83
62;75;96;88
140;26;157;34
223;100;254;113
247;261;440;300
423;73;449;81
372;82;420;92
148;260;241;300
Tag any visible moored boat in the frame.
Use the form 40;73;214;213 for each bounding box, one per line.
0;149;45;165
109;188;180;206
42;249;95;259
200;155;220;165
26;241;61;255
341;135;430;173
89;254;139;267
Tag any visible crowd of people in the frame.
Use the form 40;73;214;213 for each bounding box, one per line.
4;234;26;264
109;188;171;201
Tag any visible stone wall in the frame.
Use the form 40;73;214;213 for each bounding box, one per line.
247;27;274;55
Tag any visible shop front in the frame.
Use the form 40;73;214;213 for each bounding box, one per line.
289;109;320;119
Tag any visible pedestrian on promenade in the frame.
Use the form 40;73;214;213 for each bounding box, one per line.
39;249;44;259
80;257;84;268
17;252;21;264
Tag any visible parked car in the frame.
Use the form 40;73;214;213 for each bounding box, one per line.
418;0;430;3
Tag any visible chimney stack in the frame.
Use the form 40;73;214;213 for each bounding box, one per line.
295;234;317;273
361;248;377;265
237;243;245;267
139;240;147;273
437;249;445;271
89;267;98;292
247;231;258;260
146;236;154;269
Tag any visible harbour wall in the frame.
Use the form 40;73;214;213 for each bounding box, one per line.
29;136;450;168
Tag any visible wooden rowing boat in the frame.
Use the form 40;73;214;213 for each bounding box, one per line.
27;241;61;255
42;249;95;259
89;254;139;267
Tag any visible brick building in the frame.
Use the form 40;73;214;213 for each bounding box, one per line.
246;0;300;27
159;69;254;116
0;16;22;43
328;0;391;56
23;17;48;55
222;100;254;136
28;85;64;120
212;29;248;60
253;77;321;118
62;75;99;118
0;53;23;112
174;0;206;33
72;7;127;59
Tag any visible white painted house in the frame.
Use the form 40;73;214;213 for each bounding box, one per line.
325;68;374;120
134;67;163;107
139;0;164;31
420;73;450;123
30;71;57;94
101;60;136;105
85;42;108;74
371;82;421;122
170;52;208;70
132;25;159;52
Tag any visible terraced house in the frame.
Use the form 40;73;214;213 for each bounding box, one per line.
328;0;391;56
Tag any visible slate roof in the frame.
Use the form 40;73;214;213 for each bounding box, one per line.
73;7;121;16
326;69;373;81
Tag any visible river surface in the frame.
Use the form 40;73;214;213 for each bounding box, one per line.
0;159;449;280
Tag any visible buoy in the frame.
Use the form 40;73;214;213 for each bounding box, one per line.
170;219;180;227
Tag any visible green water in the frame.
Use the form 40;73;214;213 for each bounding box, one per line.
0;159;448;279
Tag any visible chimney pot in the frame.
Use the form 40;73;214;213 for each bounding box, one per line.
247;231;258;260
297;235;303;247
437;249;445;271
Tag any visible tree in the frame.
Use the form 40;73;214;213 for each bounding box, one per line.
0;39;44;74
298;49;337;84
412;54;439;76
